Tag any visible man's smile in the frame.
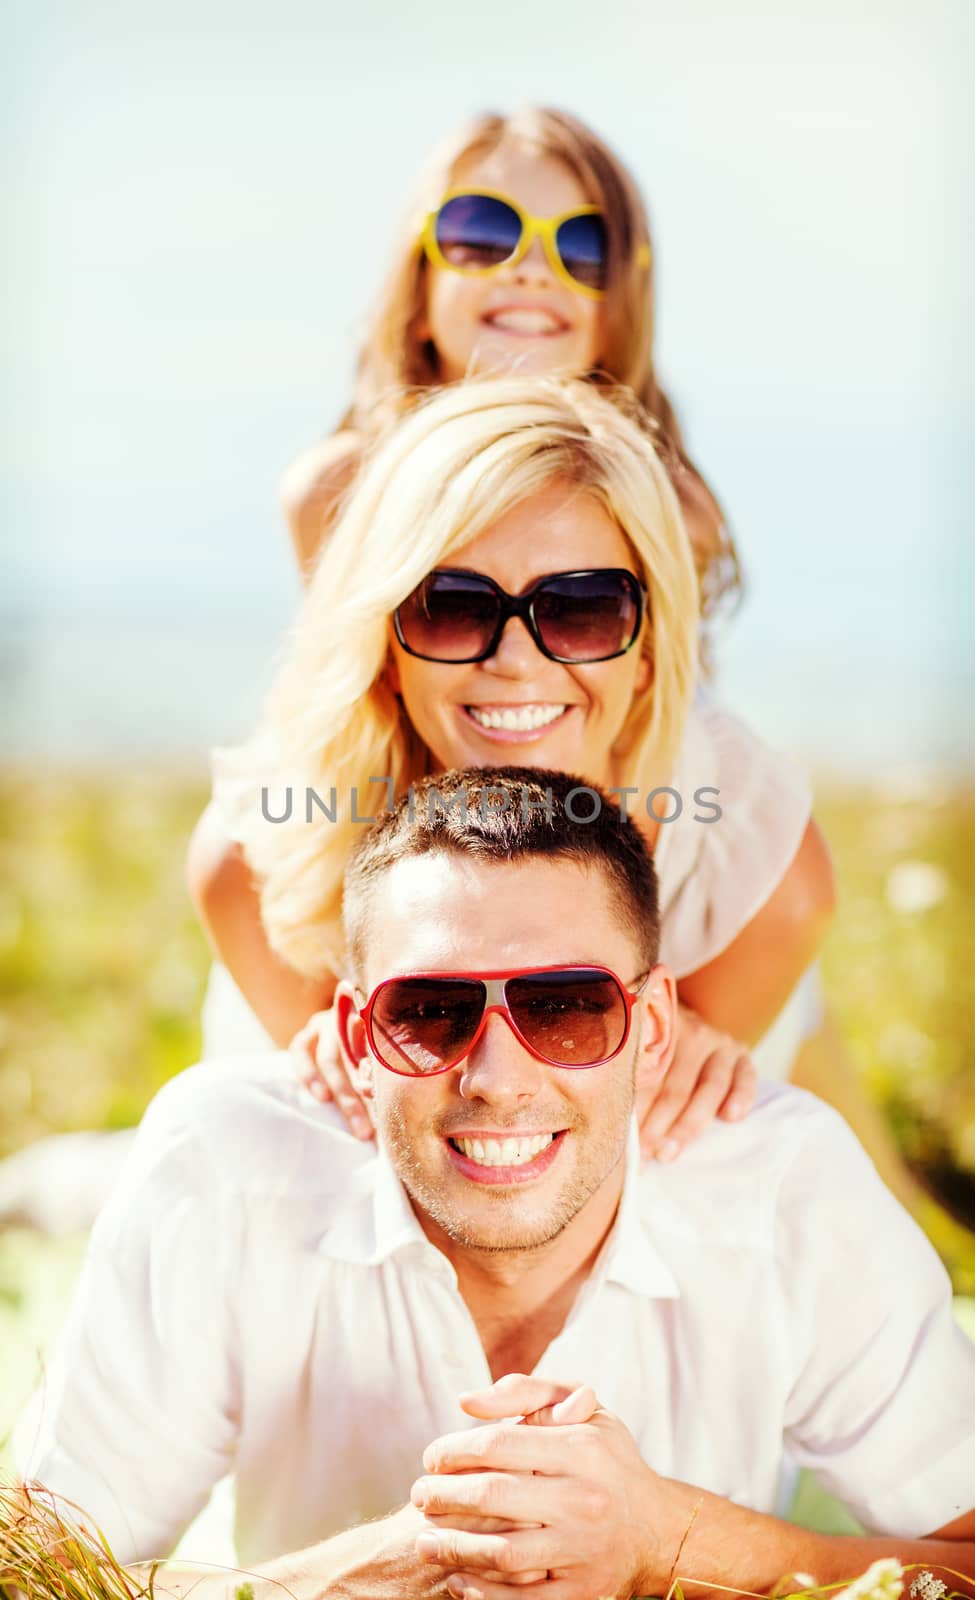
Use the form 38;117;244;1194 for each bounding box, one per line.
444;1128;568;1186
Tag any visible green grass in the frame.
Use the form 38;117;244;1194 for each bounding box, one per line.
0;768;973;1461
0;766;973;1566
0;770;210;1156
2;767;972;1239
0;1230;87;1466
815;780;975;1283
817;782;975;1169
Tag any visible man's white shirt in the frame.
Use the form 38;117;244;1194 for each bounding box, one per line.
16;1059;975;1566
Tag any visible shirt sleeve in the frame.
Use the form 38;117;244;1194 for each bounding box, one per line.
657;700;813;979
13;1078;242;1564
778;1101;975;1536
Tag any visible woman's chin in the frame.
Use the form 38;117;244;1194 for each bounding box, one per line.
438;708;594;776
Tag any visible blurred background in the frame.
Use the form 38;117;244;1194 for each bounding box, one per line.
2;0;974;1443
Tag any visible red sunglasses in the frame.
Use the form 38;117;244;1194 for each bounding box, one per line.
357;963;652;1078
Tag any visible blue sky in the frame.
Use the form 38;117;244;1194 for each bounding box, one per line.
2;1;972;770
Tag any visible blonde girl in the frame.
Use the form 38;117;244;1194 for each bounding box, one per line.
279;105;740;633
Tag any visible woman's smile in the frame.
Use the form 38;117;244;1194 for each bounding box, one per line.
457;700;576;744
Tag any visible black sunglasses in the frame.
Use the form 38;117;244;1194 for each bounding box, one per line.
392;568;645;665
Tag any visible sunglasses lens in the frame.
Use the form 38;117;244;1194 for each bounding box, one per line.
555;213;608;290
534;571;641;661
371;978;485;1075
396;573;500;662
506;969;628;1066
435;194;522;270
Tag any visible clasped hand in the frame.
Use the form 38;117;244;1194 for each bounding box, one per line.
409;1373;678;1599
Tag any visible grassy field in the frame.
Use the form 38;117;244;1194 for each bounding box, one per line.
0;766;973;1253
1;766;973;1245
0;770;210;1152
814;780;975;1280
1;766;973;1514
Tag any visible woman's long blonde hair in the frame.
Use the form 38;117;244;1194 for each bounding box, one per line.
232;376;699;978
341;105;741;625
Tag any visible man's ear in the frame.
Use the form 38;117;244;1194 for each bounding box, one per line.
334;980;375;1100
637;964;677;1078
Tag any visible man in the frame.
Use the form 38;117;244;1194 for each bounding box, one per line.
17;767;975;1599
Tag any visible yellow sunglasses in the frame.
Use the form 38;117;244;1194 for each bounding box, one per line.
421;189;650;300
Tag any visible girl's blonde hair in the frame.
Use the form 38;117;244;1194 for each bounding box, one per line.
344;104;741;624
234;376;699;978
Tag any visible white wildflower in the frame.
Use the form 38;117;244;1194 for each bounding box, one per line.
885;861;948;914
908;1573;948;1600
835;1557;905;1600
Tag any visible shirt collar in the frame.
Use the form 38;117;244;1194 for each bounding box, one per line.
317;1137;448;1273
319;1116;680;1301
596;1118;681;1300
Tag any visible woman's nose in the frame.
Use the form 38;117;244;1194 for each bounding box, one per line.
482;615;545;677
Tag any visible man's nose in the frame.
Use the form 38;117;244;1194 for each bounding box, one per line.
458;1009;543;1103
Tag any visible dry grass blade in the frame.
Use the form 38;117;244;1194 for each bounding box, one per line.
0;1482;301;1600
3;1480;973;1600
0;1482;155;1600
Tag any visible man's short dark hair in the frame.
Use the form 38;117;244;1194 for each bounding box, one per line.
343;766;660;975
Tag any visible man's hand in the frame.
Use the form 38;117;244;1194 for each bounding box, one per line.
290;1008;374;1139
411;1374;680;1599
636;1002;755;1162
412;1376;595;1589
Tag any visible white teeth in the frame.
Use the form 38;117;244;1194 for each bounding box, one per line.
454;1133;554;1167
468;704;566;732
486;309;564;335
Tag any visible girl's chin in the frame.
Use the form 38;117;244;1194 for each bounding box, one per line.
474;347;578;379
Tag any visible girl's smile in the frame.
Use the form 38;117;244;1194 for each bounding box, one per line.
478;301;572;339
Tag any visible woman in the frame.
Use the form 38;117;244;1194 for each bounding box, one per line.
192;375;833;1160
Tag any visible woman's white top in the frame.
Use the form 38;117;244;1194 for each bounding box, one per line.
207;700;817;1075
650;699;811;979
